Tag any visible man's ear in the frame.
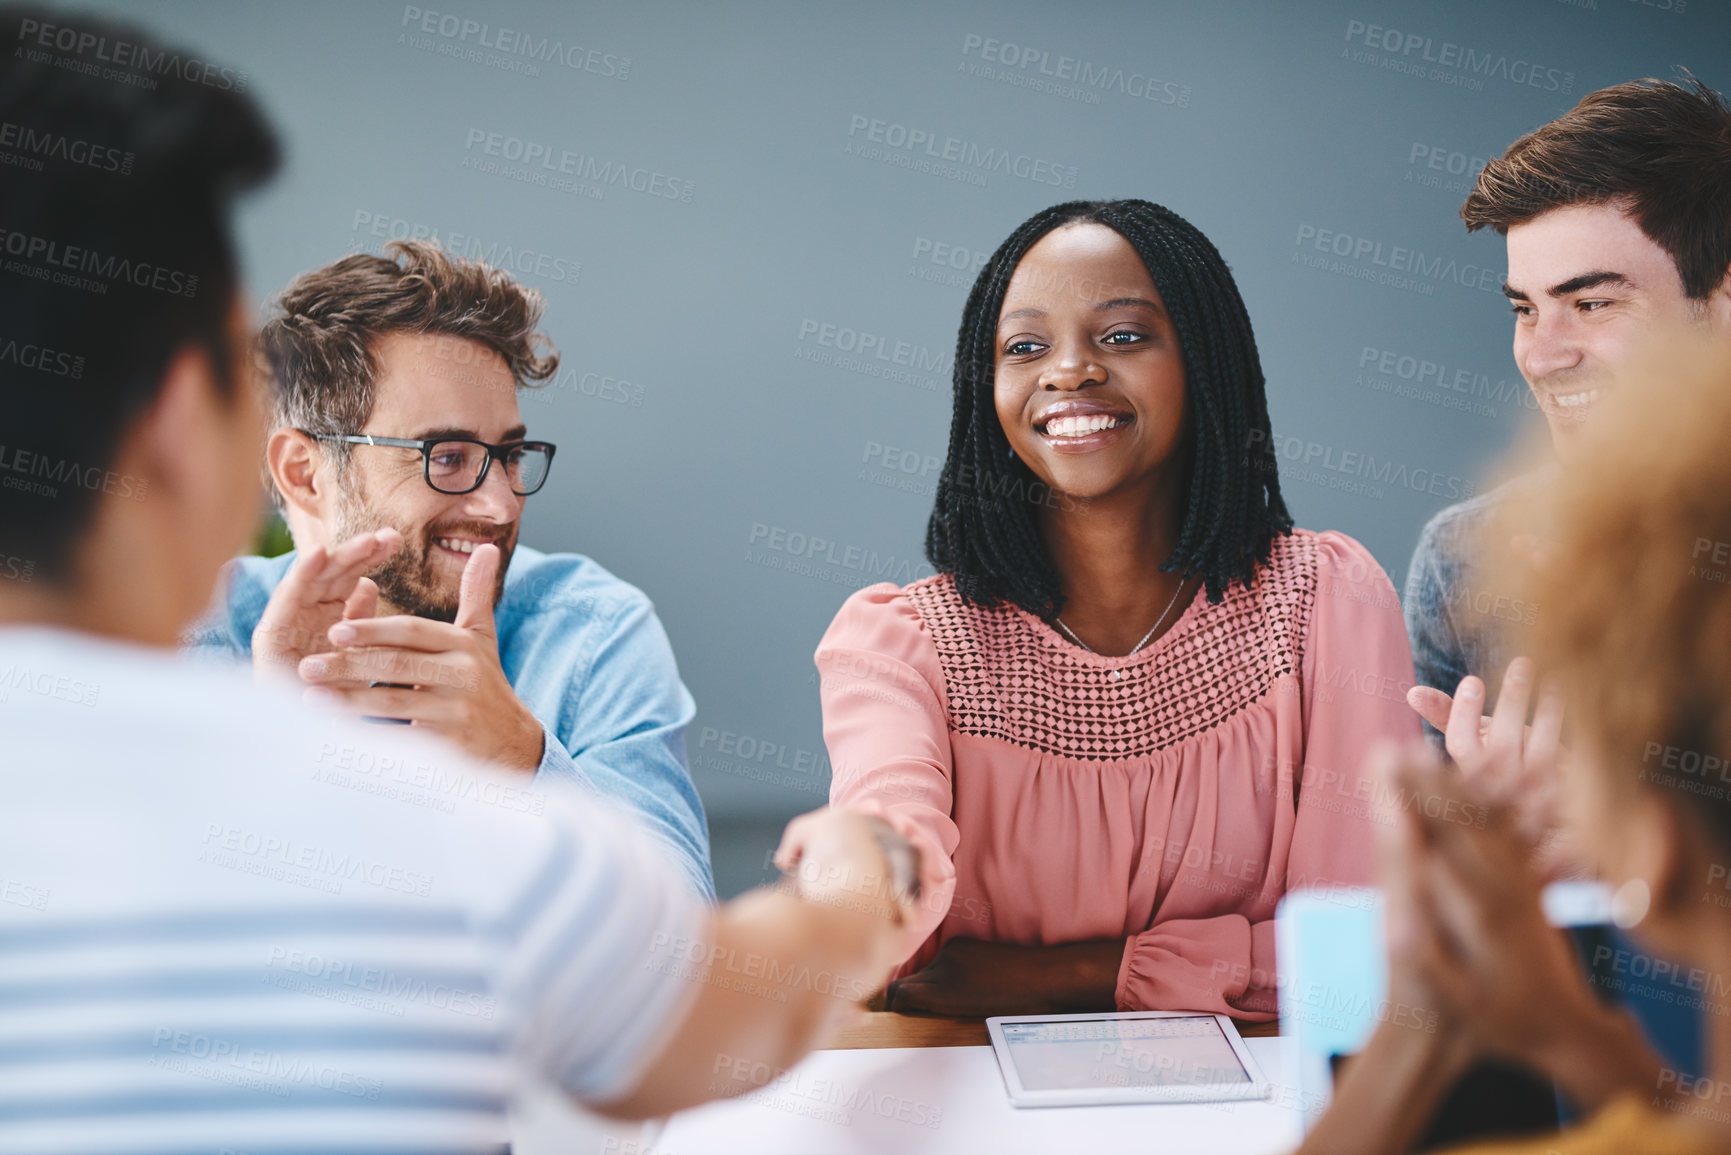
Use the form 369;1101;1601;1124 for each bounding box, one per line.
134;343;232;507
267;427;328;520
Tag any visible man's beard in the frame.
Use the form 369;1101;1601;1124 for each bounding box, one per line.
334;489;515;624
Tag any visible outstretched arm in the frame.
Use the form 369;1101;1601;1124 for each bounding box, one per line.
593;810;916;1118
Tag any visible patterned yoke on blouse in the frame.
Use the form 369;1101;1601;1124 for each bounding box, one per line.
816;529;1420;1017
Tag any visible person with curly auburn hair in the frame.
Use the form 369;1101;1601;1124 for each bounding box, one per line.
184;239;714;897
1301;345;1731;1155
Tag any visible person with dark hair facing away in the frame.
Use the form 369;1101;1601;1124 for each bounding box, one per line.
1399;76;1731;1108
0;8;918;1148
183;240;714;899
780;200;1419;1017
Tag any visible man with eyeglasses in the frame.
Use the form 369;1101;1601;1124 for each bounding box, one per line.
185;240;714;897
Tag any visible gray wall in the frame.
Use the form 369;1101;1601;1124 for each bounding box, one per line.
83;0;1724;895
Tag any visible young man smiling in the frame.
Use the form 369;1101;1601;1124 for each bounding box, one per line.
1405;77;1731;735
185;242;714;897
1396;76;1731;1127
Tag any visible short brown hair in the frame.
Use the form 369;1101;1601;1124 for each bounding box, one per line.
260;239;560;461
1494;345;1731;859
1461;77;1731;299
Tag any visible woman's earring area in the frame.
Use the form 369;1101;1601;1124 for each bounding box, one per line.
1610;877;1651;929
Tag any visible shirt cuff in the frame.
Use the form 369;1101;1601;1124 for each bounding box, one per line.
531;724;599;794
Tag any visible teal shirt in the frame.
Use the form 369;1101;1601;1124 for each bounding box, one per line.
183;545;714;899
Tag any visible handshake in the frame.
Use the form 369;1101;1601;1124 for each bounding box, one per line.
773;807;924;926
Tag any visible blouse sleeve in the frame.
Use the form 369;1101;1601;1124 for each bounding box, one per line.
1291;530;1423;889
817;583;959;963
1115;531;1421;1017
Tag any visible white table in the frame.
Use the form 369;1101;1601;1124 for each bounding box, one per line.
645;1037;1303;1154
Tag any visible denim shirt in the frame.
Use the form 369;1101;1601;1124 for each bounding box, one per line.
182;545;714;899
1402;473;1549;745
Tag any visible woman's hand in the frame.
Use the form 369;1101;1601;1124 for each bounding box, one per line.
1378;745;1660;1112
1374;745;1472;1054
1379;747;1571;1058
884;937;1123;1017
1295;745;1502;1155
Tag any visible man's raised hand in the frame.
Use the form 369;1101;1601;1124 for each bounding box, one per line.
1405;658;1574;874
251;529;400;681
298;544;546;772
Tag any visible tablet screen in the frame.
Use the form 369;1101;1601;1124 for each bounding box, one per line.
999;1016;1252;1092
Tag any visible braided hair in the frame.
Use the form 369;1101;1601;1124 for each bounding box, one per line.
925;199;1291;620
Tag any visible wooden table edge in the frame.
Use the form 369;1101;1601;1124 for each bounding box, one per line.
826;1011;1280;1049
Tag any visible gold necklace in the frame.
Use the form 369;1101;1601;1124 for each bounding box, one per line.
1054;576;1189;679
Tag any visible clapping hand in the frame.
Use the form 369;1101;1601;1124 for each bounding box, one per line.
251;529;400;680
297;543;546;772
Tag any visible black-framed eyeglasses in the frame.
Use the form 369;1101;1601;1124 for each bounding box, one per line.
306;433;557;496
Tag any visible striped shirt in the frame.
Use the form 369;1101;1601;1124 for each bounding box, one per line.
0;626;705;1153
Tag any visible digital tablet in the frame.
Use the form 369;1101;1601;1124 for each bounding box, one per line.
986;1011;1271;1108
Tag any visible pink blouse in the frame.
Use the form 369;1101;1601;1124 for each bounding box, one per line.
817;529;1419;1019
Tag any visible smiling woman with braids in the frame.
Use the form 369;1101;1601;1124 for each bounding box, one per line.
776;200;1420;1018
